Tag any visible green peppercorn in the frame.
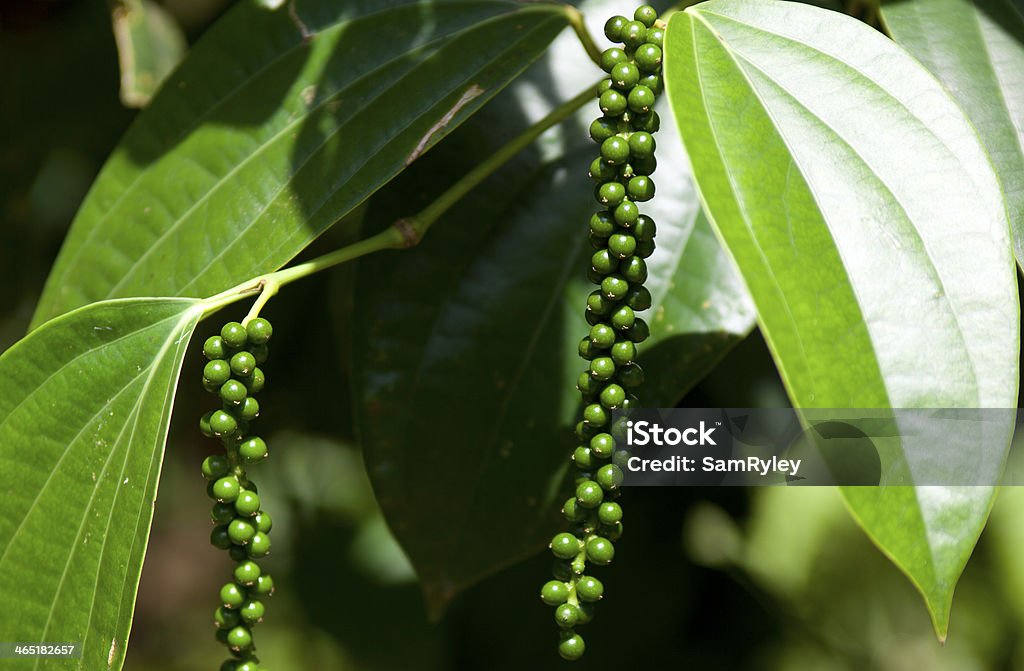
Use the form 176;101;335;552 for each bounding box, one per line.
586;291;613;315
589;158;617;184
618;362;646;388
608;233;637;259
242;368;265;394
204;360;231;386
635;5;658;27
248;532;271;558
589;433;615;459
551;532;582;560
212;501;236;525
638;73;662;95
635;239;657;258
555;603;580;628
589;211;616;238
239;600;265;625
620;259;646;286
215;605;241;630
621;20;647;49
628;132;656;160
586;537;615;565
596;464;624;491
635;43;663;72
600;136;630;164
633;215;656;241
239;437;269;463
611;305;635;331
576;480;604;508
209;410;238;438
610;62;640;90
627;319;651;343
613;200;639;226
235;490;260;517
238;396;260;421
627;176;655;202
646;26;665;47
589;357;615;381
220;322;248;349
577;372;598;396
210;525;232;550
220;380;247;405
230;351;256;377
572;446;595;470
202;454;231;481
246;318;273;345
584;403;609;426
604;16;628;42
234;561;262;586
212;476;241;503
253;511;273;534
610;340;637;366
598;89;628;117
204;336;228;360
541;580;570;606
254;574;275;596
578;337;596;361
596;181;626;207
598;501;623;525
589;117;617;143
220;582;246;609
631;111;660;133
589;324;616;349
576;575;605;602
228;518;257;545
601;275;630;300
599;384;626;409
226;625;253;651
558;632;586;661
563;495;588;523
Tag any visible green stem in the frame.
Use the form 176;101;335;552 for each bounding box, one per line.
200;82;597;320
566;6;603;67
409;82;597;234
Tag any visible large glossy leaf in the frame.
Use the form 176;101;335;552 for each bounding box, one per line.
351;0;755;614
664;0;1018;637
0;298;201;670
31;0;569;328
880;0;1024;264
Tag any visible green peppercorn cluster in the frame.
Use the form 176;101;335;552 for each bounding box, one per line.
199;318;275;671
541;6;662;662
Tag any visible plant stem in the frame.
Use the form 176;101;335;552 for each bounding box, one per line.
409;82;597;234
566;6;603;67
200;81;597;319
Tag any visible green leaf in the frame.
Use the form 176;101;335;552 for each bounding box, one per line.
351;11;755;614
880;0;1024;265
664;0;1018;638
111;0;188;108
31;0;569;328
0;298;201;670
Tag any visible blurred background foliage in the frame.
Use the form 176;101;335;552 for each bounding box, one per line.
4;0;1024;669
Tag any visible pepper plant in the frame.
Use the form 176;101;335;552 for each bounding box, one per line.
1;0;1022;667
